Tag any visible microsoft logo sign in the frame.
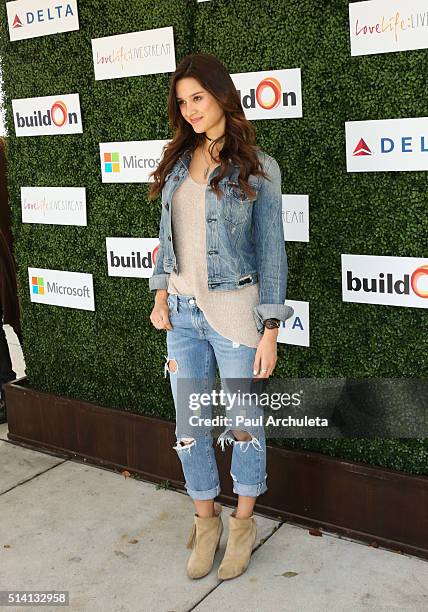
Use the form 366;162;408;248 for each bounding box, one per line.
104;152;120;173
31;276;44;295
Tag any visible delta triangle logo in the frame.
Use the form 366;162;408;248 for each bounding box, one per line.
12;14;23;28
353;138;371;156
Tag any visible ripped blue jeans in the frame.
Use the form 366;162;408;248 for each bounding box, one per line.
165;293;268;501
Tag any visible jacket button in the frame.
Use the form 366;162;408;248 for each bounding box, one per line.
168;235;171;241
208;250;218;255
173;175;179;181
165;202;169;210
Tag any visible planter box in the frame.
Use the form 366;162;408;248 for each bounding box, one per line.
4;377;428;560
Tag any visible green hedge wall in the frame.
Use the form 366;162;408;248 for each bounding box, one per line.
0;0;426;474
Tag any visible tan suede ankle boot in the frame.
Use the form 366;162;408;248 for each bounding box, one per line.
186;505;223;579
217;510;257;580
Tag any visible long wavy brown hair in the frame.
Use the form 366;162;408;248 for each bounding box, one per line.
148;53;269;201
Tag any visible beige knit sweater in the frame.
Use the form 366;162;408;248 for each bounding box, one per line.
167;172;263;348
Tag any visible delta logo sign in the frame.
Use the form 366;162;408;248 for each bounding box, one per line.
230;68;303;120
346;117;428;172
7;0;79;42
12;93;83;137
353;138;372;156
342;255;428;308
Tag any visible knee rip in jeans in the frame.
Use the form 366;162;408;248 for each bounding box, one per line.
164;355;178;378
173;437;196;455
216;429;264;453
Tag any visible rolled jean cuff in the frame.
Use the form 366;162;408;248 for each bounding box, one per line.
232;475;268;497
185;482;221;501
148;273;170;292
253;303;294;333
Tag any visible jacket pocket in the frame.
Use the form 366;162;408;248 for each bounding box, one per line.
223;180;258;225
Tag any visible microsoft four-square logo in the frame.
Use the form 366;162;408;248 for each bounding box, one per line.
104;152;120;173
31;276;44;295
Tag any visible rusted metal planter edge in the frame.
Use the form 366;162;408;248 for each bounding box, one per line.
4;377;427;561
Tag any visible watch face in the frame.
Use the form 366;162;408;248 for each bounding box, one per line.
264;319;280;329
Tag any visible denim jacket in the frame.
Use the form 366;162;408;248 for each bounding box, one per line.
149;147;294;334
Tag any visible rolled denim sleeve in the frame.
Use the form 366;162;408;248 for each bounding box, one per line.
252;156;294;333
148;205;170;293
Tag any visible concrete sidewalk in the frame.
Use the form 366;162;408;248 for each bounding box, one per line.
1;324;427;611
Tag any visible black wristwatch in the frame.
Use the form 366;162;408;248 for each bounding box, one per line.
263;318;280;330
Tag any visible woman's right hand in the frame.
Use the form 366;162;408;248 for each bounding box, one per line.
150;293;173;330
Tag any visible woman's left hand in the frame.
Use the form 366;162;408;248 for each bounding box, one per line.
253;330;278;378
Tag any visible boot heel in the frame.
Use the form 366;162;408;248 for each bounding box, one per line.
186;512;224;579
217;514;257;580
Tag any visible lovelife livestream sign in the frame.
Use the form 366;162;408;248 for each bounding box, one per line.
92;26;176;81
349;0;428;56
21;186;87;225
346;117;428;172
282;195;309;242
7;0;79;42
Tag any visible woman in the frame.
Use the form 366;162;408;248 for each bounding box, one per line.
0;136;23;421
148;53;293;580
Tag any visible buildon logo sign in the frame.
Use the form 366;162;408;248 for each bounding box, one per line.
342;255;428;308
12;93;83;136
346;117;428;171
106;238;159;278
7;0;79;41
230;68;302;120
